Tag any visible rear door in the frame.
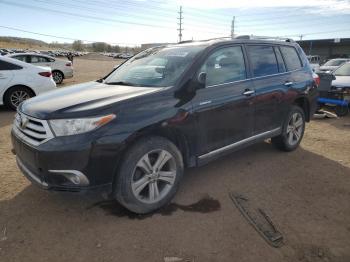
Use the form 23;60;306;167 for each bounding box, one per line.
192;45;255;156
246;45;290;134
0;60;20;95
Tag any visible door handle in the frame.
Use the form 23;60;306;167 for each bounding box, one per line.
243;90;255;96
199;100;212;106
284;81;294;86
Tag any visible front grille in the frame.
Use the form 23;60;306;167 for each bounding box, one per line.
13;112;54;146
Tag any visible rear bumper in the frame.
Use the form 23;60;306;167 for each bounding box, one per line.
63;70;73;78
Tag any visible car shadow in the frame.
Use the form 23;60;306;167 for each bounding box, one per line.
0;106;15;128
0;142;350;261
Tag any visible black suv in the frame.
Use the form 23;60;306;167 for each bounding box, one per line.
12;37;318;214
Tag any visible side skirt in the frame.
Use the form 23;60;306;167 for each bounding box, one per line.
197;128;282;166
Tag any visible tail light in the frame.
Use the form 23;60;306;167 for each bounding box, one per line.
38;72;52;77
66;62;72;66
313;72;320;87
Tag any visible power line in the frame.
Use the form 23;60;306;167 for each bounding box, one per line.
0;25;139;45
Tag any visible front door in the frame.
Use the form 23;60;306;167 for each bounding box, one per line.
191;45;255;156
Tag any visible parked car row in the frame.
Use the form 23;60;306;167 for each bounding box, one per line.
0;48;88;57
102;52;134;59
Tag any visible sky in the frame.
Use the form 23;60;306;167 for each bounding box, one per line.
0;0;350;46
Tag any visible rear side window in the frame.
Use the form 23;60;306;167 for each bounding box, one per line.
247;45;279;77
0;60;22;70
280;46;302;71
30;56;50;63
199;46;246;87
13;55;27;62
274;47;286;73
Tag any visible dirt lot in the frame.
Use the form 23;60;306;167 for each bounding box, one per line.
0;54;350;262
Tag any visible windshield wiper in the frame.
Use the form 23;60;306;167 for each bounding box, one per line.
105;81;140;86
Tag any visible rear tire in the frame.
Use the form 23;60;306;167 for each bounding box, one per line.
4;86;34;110
52;71;64;84
115;136;184;214
272;105;305;152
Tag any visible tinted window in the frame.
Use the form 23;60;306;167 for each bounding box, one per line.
0;60;22;70
280;46;302;71
274;47;286;73
199;46;246;87
247;45;279;77
13;55;27;62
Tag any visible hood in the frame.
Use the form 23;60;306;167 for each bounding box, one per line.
20;81;161;119
332;76;350;88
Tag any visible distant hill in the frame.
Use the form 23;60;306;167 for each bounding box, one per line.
0;36;48;46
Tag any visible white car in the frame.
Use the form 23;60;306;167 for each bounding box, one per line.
7;53;73;84
0;56;56;110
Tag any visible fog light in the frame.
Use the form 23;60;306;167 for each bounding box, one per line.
48;169;89;186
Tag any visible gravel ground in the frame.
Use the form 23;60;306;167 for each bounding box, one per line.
0;54;349;262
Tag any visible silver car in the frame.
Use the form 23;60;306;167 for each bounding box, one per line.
332;62;350;88
319;58;350;73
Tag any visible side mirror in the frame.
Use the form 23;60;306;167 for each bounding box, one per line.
197;72;207;85
332;74;336;80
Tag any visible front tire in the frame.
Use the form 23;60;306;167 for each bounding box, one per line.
272;105;305;152
4;86;34;110
115;136;184;214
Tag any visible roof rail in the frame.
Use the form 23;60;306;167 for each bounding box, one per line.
234;35;294;42
178;36;231;44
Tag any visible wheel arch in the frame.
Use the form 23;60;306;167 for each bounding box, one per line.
52;69;65;79
3;85;36;105
125;125;194;168
293;96;310;122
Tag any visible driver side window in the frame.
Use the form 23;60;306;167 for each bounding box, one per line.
199;46;246;87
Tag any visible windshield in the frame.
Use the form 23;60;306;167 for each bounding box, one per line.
104;45;205;87
323;59;347;66
334;63;350;76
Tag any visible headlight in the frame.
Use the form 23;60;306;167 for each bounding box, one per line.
49;114;116;136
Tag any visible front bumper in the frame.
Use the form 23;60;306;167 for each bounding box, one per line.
11;128;127;193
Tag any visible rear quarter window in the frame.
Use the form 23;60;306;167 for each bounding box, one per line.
246;45;279;77
0;60;22;70
280;46;302;71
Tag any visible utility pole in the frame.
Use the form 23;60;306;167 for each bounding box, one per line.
177;6;183;42
231;16;235;39
299;34;303;40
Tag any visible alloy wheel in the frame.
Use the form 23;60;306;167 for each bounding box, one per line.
53;72;63;84
10;90;30;108
131;149;177;204
286;112;304;146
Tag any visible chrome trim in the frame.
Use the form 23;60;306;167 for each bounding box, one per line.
243;90;255;96
205;69;301;89
12;112;54;147
199;100;212;106
284;81;294;86
16;157;49;187
198;128;281;160
48;170;90;186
